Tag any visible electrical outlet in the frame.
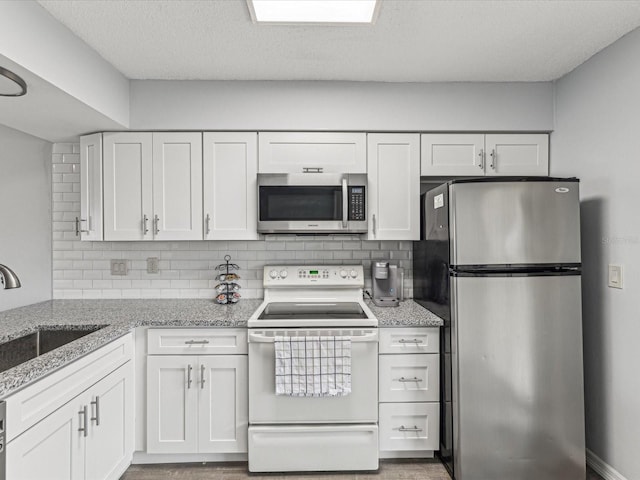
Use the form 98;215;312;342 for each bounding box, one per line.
147;257;160;274
608;264;623;289
110;259;128;276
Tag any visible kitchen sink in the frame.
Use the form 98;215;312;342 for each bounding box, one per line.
0;327;104;374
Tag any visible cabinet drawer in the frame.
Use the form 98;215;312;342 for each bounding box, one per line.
379;402;439;451
147;328;247;355
379;354;439;403
379;328;439;354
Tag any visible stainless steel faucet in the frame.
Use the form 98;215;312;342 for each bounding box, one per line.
0;264;21;289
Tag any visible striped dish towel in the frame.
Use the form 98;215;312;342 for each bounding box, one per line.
275;336;351;397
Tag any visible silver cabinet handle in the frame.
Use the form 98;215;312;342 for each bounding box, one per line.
490;149;496;170
478;149;484;169
398;338;423;344
187;364;193;389
185;339;210;345
75;217;89;236
205;214;211;235
90;396;100;426
398;425;423;432
78;405;88;437
302;167;323;173
200;364;206;389
341;177;348;229
154;214;160;235
143;214;149;234
398;376;423;383
372;213;377;237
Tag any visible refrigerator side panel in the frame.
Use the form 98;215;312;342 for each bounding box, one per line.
453;274;585;480
413;183;450;320
450;181;581;266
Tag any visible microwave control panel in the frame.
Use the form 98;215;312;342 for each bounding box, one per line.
349;186;366;221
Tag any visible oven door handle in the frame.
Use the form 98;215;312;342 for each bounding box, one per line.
248;331;378;343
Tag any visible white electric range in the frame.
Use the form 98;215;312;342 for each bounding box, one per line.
247;265;379;473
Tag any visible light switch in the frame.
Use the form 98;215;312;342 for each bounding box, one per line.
608;264;623;289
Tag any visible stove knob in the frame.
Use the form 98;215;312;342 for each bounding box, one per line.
280;269;288;278
339;269;348;279
350;269;358;278
269;269;278;279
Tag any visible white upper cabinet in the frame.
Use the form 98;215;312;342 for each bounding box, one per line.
152;132;203;240
421;134;485;177
103;132;203;241
79;133;103;241
203;132;259;240
103;132;153;241
421;133;549;177
367;134;420;240
485;134;549;176
258;132;367;174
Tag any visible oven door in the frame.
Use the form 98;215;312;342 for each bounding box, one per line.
248;328;378;424
257;173;367;233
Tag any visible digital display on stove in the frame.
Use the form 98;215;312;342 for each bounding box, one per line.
309;270;318;275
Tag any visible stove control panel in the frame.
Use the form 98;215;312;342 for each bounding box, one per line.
264;265;364;287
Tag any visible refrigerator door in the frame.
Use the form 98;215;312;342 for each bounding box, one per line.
451;273;585;480
449;180;580;266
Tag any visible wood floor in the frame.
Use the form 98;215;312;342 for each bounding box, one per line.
121;460;605;479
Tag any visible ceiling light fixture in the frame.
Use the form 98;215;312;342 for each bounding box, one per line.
0;67;27;97
247;0;380;25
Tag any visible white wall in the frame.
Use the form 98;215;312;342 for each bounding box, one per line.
552;27;640;480
131;80;554;131
0;1;129;128
0;124;52;311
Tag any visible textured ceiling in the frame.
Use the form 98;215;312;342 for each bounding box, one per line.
37;0;640;82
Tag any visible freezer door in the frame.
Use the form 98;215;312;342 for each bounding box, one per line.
451;274;585;480
449;180;581;266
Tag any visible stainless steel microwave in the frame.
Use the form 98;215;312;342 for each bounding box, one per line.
257;173;368;234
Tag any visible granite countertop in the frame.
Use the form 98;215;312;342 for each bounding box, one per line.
366;299;444;328
0;297;442;398
0;299;262;398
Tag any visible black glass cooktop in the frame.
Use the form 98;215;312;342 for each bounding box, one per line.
257;302;369;320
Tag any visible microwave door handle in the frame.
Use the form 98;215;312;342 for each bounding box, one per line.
342;178;348;229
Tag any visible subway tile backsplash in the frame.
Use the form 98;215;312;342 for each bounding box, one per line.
51;143;413;300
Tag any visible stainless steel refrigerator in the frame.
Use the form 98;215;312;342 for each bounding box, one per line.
413;177;585;480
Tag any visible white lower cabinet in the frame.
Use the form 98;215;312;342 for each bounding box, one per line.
379;327;440;458
7;361;134;480
146;341;248;454
379;402;440;452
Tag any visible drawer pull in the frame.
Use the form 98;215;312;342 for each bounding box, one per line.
398;425;423;433
185;339;210;345
398;339;423;344
398;376;423;383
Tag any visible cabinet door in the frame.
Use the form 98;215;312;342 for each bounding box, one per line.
485;134;549;176
258;132;366;174
85;362;134;480
203;132;259;240
103;132;153;241
79;133;103;241
6;397;84;480
421;134;485;176
147;356;199;454
367;134;420;240
198;355;248;453
152;132;203;240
